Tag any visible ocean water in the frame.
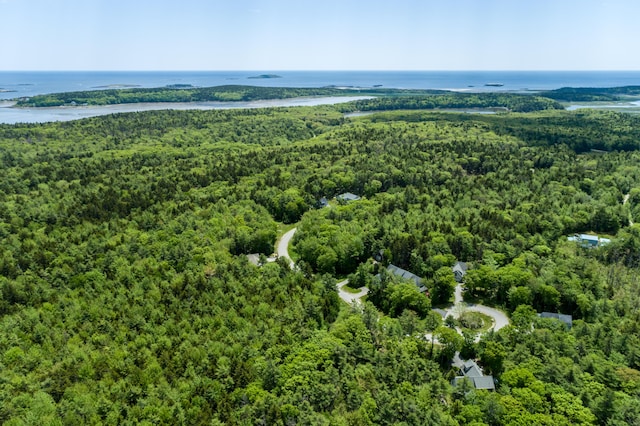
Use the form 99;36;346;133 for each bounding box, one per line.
0;96;373;124
2;70;640;100
1;71;640;124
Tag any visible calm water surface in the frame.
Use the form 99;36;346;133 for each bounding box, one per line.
2;71;640;100
0;96;372;124
2;71;640;123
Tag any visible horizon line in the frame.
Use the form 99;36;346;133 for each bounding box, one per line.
2;69;640;73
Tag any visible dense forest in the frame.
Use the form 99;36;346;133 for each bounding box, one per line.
14;86;446;108
339;93;563;113
1;92;640;424
539;86;640;102
15;85;562;111
13;85;356;107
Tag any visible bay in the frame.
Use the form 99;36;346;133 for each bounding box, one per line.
0;96;372;124
1;70;640;124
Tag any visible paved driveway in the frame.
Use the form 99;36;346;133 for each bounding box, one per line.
276;228;297;268
337;279;369;304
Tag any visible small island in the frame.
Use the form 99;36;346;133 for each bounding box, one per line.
248;74;282;79
165;84;194;89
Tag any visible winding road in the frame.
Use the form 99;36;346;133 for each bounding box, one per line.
425;284;509;344
277;227;368;304
277;227;508;336
276;228;297;268
451;283;509;332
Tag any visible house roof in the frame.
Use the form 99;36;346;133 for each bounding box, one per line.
568;234;610;248
337;192;361;201
453;261;468;282
453;359;496;391
472;376;496;390
246;254;261;266
539;312;573;328
453;261;468;274
387;264;423;287
452;375;496;391
462;360;483;378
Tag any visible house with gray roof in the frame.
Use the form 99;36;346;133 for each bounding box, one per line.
461;359;483;377
387;264;427;293
452;359;495;391
336;192;361;202
452;261;468;283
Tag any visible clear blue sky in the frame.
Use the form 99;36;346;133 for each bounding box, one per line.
2;0;639;70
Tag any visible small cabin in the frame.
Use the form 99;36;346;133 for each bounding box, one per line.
336;192;361;202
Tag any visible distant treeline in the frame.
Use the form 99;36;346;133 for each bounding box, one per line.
17;85;562;112
485;110;640;152
15;85;455;108
539;86;640;102
341;93;564;113
364;109;640;153
14;85;363;107
17;84;640;112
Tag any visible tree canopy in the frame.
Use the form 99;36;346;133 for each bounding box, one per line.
1;92;640;424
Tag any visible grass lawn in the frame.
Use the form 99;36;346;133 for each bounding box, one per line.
341;285;363;294
458;311;495;334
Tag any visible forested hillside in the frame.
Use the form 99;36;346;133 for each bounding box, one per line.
1;99;640;424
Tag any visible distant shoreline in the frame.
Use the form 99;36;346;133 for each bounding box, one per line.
0;96;375;124
3;71;640;102
13;96;374;111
